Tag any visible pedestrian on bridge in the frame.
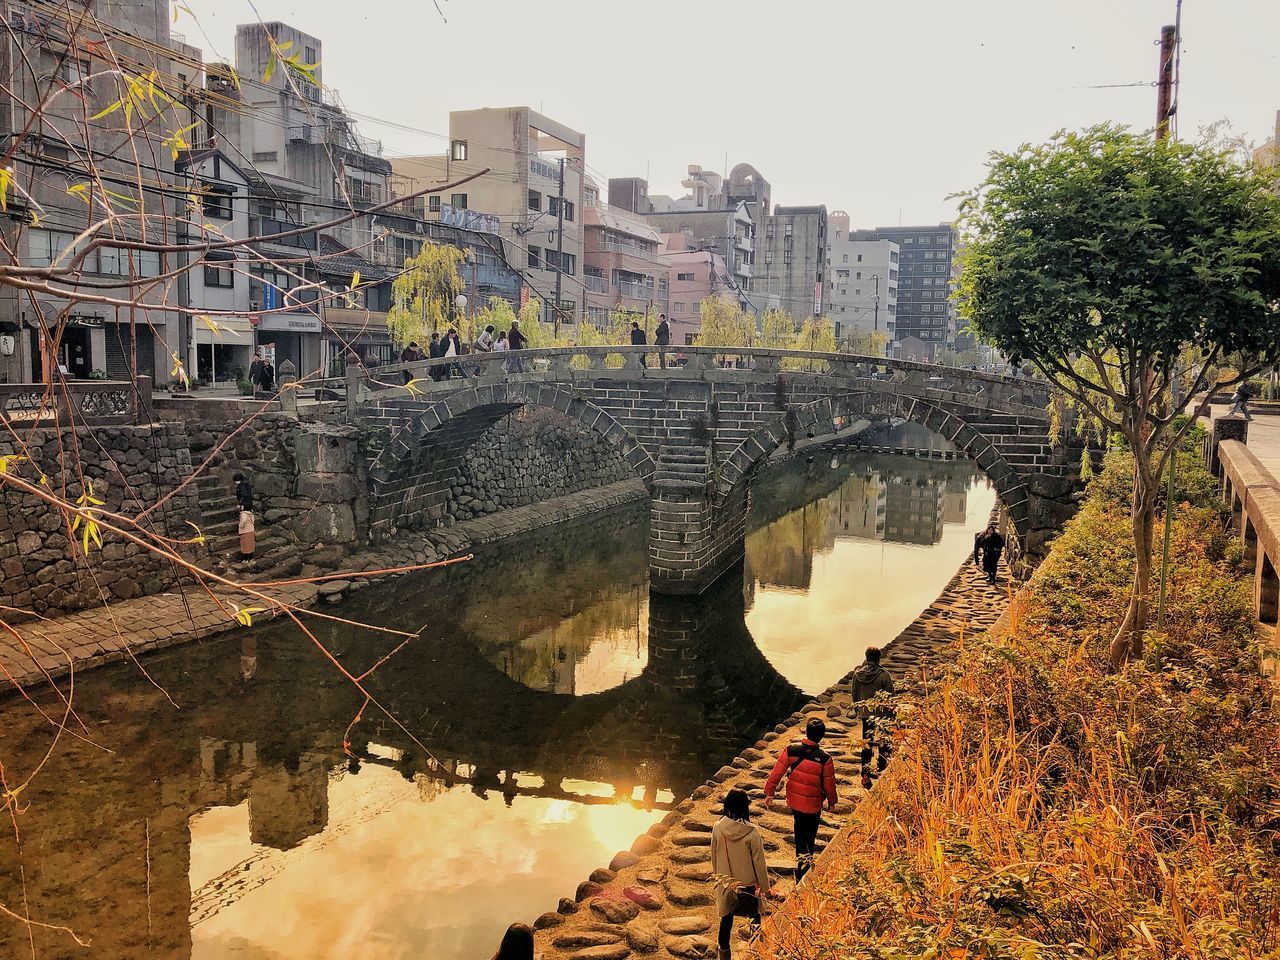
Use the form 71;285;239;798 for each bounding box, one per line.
711;788;771;959
655;312;671;369
763;717;837;883
850;647;895;790
508;319;527;373
399;342;421;385
630;320;647;367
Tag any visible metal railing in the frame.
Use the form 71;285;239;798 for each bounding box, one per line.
0;377;150;426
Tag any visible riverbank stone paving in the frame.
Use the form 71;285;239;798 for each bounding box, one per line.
533;553;1011;960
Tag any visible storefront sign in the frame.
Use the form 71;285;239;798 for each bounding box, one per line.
439;204;500;235
257;313;321;333
814;281;822;317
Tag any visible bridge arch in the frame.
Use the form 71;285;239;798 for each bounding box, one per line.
714;389;1037;538
366;381;656;538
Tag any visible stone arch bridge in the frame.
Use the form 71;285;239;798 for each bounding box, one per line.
341;345;1080;594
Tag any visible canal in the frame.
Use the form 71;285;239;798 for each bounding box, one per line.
0;452;994;960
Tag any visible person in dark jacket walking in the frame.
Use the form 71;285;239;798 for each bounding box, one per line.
974;523;1006;585
507;319;528;373
654;312;671;368
850;647;895;789
1230;382;1255;420
630;320;647;367
399;342;420;384
763;717;837;882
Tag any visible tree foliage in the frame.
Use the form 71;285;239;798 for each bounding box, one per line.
957;124;1280;667
694;294;754;348
385;242;467;347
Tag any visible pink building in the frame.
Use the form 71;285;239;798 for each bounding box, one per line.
660;234;735;346
582;191;668;327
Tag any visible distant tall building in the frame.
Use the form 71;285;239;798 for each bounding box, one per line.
850;223;957;361
826;212;897;353
883;477;945;545
757;206;828;319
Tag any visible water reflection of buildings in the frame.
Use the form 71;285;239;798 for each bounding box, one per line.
745;455;976;591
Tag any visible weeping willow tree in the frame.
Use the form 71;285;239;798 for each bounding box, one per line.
385;243;467;347
783;316;839;371
472;295;519;340
758;307;798;350
695;294;754;349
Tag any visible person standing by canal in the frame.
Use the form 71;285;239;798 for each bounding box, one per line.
711;788;771;959
763;717;837;883
974;523;1006;585
850;647;895;790
233;472;254;560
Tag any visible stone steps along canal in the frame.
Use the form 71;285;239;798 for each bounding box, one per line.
0;451;995;960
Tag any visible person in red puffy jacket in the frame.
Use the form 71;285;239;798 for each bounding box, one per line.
763;717;838;881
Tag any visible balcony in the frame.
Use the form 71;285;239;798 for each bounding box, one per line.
599;238;657;259
250;216;318;251
616;279;654;299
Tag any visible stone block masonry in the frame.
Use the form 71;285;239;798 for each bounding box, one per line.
0;424;202;618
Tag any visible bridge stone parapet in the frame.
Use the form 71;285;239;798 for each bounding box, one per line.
340;346;1080;593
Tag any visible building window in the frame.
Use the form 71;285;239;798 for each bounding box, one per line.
842;254;848;263
903;237;913;244
783;250;792;265
856;272;862;280
204;252;235;288
203;188;233;220
765;251;773;264
784;223;793;237
545;250;576;275
674;301;686;312
428;195;441;213
451;139;468;161
677;272;694;281
528;246;541;269
450;193;468;209
685;333;696;345
528;190;541;212
548;197;575;221
857;254;863;262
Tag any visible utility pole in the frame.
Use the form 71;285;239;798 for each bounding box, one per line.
872;274;880;333
1156;16;1179;624
1156;23;1176;141
553;156;566;338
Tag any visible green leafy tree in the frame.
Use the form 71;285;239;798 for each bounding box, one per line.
385;243;467;347
957;125;1280;668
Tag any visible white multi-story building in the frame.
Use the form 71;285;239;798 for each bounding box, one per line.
826;212;897;354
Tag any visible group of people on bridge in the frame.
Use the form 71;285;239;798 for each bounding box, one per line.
396;320;531;383
488;647;899;960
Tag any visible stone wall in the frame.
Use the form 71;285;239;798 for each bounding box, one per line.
442;407;635;523
0;424;201;616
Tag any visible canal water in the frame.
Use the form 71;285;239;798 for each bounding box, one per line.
0;452;994;960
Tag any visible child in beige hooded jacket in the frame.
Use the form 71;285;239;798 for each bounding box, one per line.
710;788;771;959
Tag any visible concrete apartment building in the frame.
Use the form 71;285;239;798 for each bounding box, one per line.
660;235;734;346
850;223;957;360
756;205;829;320
611;166;760;311
0;0;197;385
826;211;897;353
392;107;587;326
581;182;668;327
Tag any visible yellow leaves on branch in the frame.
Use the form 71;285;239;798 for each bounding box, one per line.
170;352;190;390
70;480;105;554
90;70;172;127
262;39;320;86
161;121;201;162
199;315;240;338
230;603;266;627
402;378;429;398
183;521;206;546
0;454;27;475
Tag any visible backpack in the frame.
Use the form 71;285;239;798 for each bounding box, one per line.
785;741;829;776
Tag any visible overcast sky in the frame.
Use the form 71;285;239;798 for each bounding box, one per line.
180;0;1280;228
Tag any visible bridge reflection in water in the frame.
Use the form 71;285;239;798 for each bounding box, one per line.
0;453;990;960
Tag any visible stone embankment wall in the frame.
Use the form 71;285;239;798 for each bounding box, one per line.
0;425;201;617
444;408;635;522
0;409;638;618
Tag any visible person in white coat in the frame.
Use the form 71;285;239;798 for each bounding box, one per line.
710;788;771;959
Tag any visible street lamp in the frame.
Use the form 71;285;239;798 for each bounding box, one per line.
454;293;468;328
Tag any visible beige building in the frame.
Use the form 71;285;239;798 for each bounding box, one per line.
581;183;668;327
392;107;587;325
